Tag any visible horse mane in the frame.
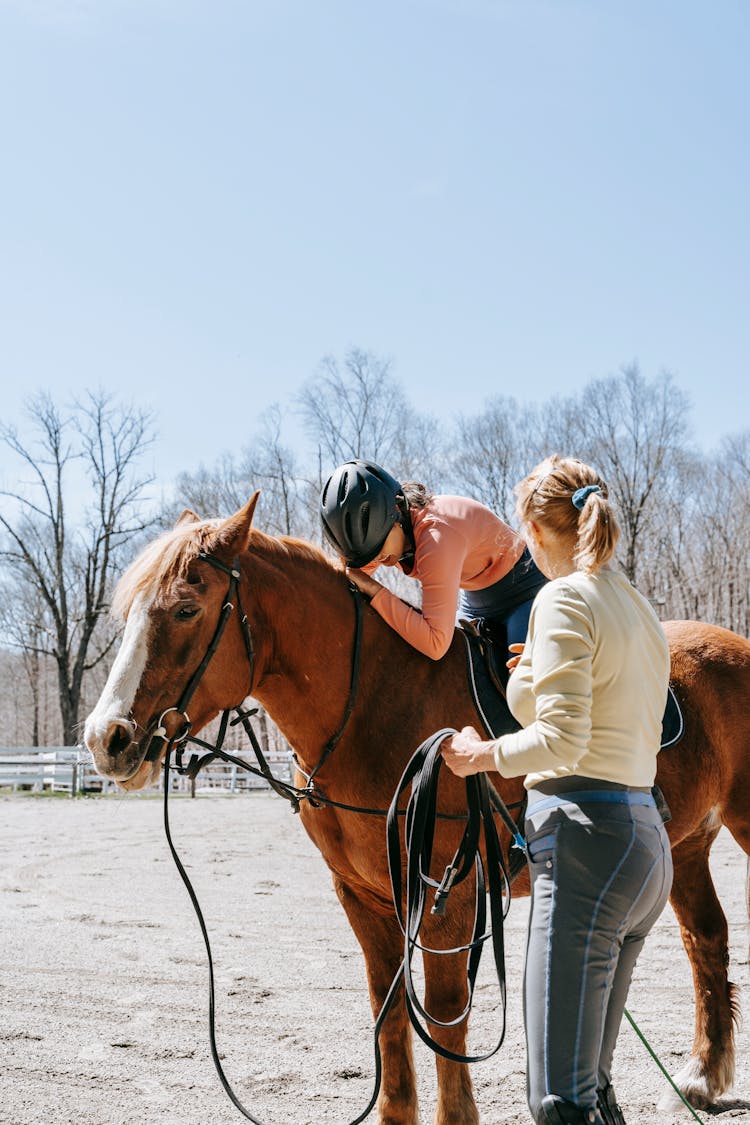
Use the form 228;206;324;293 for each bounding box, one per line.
112;519;340;620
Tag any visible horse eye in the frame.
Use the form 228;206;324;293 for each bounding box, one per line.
175;606;199;621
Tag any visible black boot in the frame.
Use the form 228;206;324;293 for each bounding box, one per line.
537;1094;603;1124
596;1083;627;1125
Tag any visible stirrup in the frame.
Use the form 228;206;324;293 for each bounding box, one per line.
597;1083;627;1125
537;1094;602;1125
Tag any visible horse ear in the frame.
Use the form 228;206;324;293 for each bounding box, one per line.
213;492;260;556
174;508;202;527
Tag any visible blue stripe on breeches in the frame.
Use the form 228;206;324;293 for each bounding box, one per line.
523;787;673;1121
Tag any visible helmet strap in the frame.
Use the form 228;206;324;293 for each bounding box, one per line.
397;501;416;574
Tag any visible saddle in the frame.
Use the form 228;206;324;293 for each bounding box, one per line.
458;623;525;881
459;620;519;740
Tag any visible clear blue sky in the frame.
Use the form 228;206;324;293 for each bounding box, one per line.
0;0;748;485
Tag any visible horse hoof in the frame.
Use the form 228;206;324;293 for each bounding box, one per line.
659;1056;729;1113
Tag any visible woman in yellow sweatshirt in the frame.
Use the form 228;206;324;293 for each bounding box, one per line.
441;455;672;1125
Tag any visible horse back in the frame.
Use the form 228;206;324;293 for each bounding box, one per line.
658;620;750;844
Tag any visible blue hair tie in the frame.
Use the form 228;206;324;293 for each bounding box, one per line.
572;484;602;510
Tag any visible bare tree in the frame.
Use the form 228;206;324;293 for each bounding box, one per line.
641;447;705;618
0;390;156;745
536;394;589;462
573;365;692;585
169;404;310;538
244;404;310;537
0;647;33;746
686;434;750;634
446;369;699;613
723;430;750;482
298;348;442;496
0;573;50;744
449;396;547;521
169;453;245;524
299;348;403;465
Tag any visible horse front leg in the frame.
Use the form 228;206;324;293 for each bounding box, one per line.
422;945;480;1125
333;877;421;1125
666;827;738;1110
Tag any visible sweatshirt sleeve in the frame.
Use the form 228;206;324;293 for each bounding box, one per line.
493;582;595;778
368;518;465;660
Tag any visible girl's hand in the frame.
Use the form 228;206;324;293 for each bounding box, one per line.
507;642;525;673
441;726;498;777
345;567;382;600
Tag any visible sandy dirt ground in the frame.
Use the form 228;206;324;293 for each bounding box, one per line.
1;790;748;1125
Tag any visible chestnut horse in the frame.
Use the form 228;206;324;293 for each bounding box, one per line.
84;496;750;1125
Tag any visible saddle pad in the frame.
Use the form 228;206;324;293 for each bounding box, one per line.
661;685;684;749
462;630;685;751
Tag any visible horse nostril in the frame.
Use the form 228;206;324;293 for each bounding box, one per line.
106;722;134;757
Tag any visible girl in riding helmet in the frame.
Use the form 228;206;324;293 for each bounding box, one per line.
319;459;546;662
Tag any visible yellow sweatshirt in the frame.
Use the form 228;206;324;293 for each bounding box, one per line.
494;568;670;789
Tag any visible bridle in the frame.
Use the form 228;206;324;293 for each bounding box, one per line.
142;549;364;811
141;547;523;1124
142;552;256;763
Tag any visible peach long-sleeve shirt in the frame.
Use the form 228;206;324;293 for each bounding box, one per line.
362;495;525;660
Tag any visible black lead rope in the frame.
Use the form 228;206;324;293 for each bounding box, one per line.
163;744;387;1125
162;744;265;1125
162;727;521;1123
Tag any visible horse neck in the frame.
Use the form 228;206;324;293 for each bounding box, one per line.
243;544;368;767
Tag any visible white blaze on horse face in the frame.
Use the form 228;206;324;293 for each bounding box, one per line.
83;592;154;755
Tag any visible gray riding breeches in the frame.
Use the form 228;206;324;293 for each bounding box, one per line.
523;778;673;1122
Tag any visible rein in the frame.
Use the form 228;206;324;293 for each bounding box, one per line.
150;549;523;1123
173;706;524;823
385;728;514;1063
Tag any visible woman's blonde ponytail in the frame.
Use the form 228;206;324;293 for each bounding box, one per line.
515;455;620;574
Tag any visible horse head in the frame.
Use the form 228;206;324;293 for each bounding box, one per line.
84;494;261;789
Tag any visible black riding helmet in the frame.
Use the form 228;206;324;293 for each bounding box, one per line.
320;459;405;568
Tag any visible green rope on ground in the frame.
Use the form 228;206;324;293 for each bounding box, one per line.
623;1007;706;1123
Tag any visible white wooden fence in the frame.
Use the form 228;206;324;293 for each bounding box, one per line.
0;747;92;795
0;746;294;797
